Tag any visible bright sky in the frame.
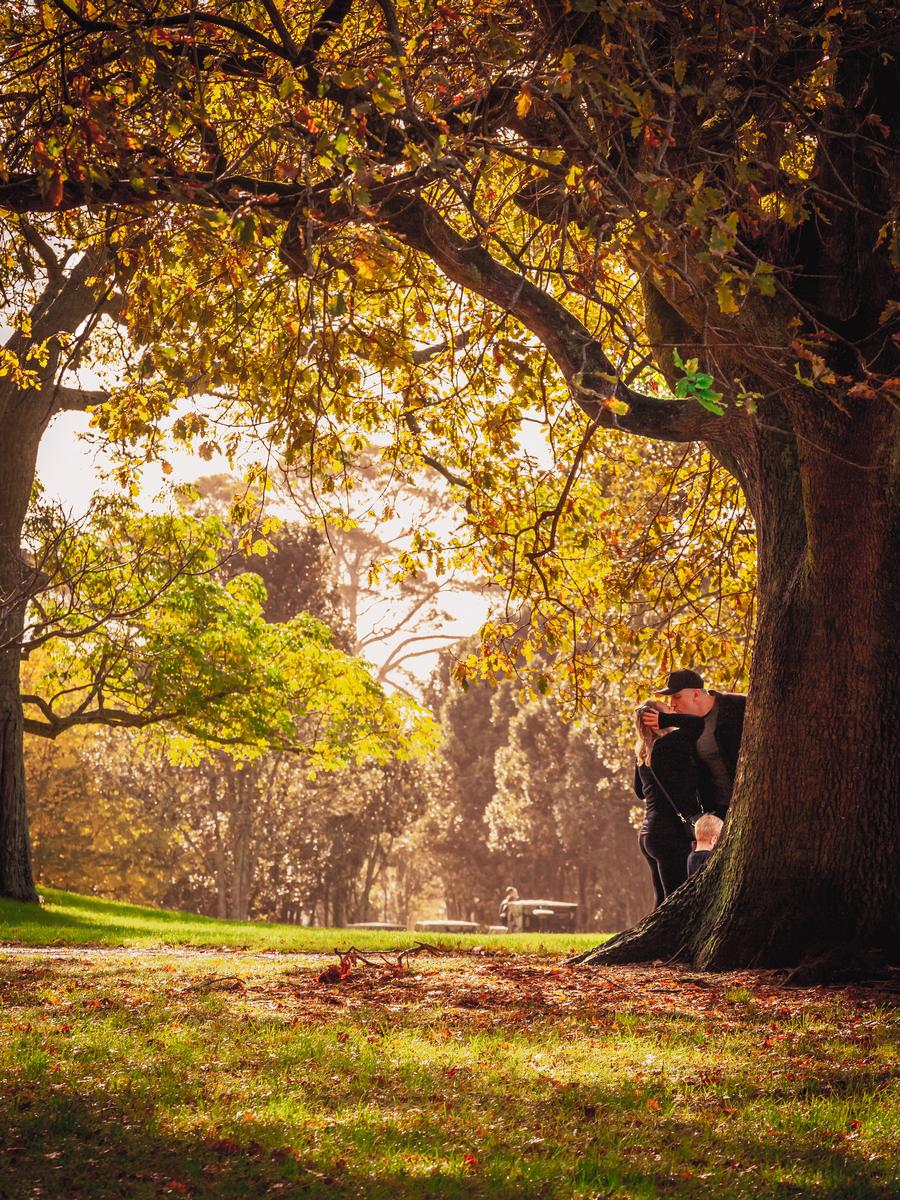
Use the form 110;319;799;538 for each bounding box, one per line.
37;409;235;513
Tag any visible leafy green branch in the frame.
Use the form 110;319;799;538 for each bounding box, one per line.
672;350;726;416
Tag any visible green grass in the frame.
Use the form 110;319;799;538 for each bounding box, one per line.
0;888;611;956
0;947;896;1199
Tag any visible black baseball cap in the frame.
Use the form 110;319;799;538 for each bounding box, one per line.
654;668;704;695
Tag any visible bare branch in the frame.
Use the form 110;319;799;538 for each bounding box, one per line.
51;384;109;412
19;221;62;280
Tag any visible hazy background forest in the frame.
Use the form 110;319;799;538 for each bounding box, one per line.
25;468;659;931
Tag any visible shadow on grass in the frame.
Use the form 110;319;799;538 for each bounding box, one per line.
0;890;614;955
39;889;216;924
0;889;272;947
0;893;115;941
1;1062;895;1200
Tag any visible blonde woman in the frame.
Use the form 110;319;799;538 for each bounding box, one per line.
633;701;703;907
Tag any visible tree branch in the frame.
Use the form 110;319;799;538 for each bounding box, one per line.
411;328;472;364
21;686;246;740
19;221;62;281
49;0;289;58
402;410;472;491
295;0;355;72
259;0;300;59
377;195;716;444
51;384;110;412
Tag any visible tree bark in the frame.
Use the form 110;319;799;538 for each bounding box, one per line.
0;247;106;902
0;373;47;901
0;591;37;902
577;389;900;978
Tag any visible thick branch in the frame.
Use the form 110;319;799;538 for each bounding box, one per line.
21;685;245;740
295;0;355;72
51;385;110;412
19;221;62;281
379;195;717;443
30;244;108;346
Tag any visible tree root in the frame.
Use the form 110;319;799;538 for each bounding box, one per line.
782;943;893;987
572;886;899;983
570;885;696;967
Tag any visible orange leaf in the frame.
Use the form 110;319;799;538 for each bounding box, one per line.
49;171;64;208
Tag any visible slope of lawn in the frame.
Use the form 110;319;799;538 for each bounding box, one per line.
0;945;897;1200
0;888;611;956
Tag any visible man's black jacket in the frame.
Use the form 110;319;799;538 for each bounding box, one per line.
658;691;747;815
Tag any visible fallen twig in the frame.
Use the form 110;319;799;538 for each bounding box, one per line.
184;975;247;993
317;942;442;984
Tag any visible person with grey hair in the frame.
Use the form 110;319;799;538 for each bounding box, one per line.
499;886;519;926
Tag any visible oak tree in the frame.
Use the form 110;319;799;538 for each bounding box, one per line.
1;1;897;972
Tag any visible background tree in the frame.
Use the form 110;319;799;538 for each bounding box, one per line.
489;695;648;929
424;648;650;928
279;456;489;693
30;725;432;923
26;726;172;903
10;494;433;900
1;1;897;972
423;650;517;923
192;473;351;636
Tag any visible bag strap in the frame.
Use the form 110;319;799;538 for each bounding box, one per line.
646;764;697;832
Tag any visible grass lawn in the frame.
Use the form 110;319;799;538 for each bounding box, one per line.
0;889;609;956
1;938;897;1199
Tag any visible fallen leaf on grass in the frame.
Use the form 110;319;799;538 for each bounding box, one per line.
317;964;345;984
209;1138;241;1155
318;952;357;984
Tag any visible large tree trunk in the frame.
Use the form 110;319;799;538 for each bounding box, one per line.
0;599;37;902
0;404;42;902
578;390;900;978
0;245;106;902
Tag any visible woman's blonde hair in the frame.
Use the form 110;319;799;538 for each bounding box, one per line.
634;700;668;765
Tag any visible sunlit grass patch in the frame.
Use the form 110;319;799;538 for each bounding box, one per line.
0;949;897;1198
0;888;611;956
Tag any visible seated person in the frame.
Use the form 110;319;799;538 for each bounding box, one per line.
499;886;519;924
687;813;723;877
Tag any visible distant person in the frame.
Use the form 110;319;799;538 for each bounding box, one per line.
641;669;746;818
633;701;702;907
687;814;724;877
499;886;519;925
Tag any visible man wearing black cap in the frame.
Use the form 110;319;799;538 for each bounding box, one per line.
641;669;746;818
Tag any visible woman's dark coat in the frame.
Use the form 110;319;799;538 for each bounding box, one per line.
634;719;705;828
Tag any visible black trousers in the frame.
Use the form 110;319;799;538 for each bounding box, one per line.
639;823;691;907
